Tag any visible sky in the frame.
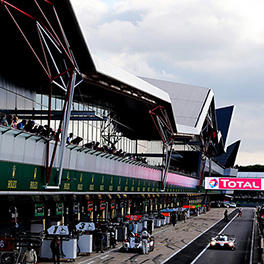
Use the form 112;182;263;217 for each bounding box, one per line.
72;0;264;166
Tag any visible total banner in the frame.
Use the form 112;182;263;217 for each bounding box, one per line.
205;177;263;190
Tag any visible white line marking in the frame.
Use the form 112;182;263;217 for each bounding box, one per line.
250;209;255;264
190;211;239;264
161;213;228;264
78;225;169;264
78;248;119;264
100;254;109;260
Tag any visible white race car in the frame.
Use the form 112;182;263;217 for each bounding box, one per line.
121;233;154;253
209;234;236;250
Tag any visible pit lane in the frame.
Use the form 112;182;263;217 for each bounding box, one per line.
162;209;240;264
194;208;255;264
62;208;239;264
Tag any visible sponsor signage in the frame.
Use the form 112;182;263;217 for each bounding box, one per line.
100;200;106;210
125;215;142;221
47;225;69;235
110;200;115;210
87;201;93;211
34;203;45;217
76;222;95;231
183;205;201;209
205;177;263;190
0;237;15;251
56;202;64;216
161;213;170;217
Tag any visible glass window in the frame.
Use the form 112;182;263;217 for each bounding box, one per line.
79;121;83;140
88;122;93;141
73;121;78;136
36;94;41;110
51;97;55;110
42;95;48;109
73;102;78;110
83;122;88;143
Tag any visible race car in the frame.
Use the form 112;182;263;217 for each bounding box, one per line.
209;234;235;250
121;233;154;253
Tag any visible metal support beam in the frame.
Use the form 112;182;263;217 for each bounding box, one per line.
57;71;76;186
149;105;176;191
1;1;83;188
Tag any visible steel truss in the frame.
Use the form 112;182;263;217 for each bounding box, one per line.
149;105;176;190
100;113;122;147
0;0;83;187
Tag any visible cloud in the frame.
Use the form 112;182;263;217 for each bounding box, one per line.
71;0;108;26
225;102;264;165
72;0;264;165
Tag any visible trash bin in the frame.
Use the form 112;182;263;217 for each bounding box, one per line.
117;226;127;241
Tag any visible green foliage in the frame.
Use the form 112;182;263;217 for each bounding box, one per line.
237;164;264;172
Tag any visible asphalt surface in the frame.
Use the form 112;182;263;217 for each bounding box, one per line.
195;208;255;264
163;209;239;264
39;208;243;264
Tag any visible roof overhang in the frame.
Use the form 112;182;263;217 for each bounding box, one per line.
0;0;176;140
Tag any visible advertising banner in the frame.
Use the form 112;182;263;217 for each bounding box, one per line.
100;200;106;210
110;200;115;210
34;203;45;217
76;222;95;231
56;202;64;216
47;225;69;235
125;215;142;221
205;177;263;190
87;201;93;211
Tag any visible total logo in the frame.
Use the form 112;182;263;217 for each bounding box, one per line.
206;177;262;190
209;178;218;188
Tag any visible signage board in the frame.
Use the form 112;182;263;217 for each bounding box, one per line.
161;213;170;217
110;200;115;210
205;177;263;190
47;225;69;235
73;202;80;214
76;222;95;231
125;215;142;221
34;203;45;217
56;202;64;216
87;201;93;211
100;200;106;210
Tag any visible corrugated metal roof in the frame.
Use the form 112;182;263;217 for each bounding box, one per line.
69;0;171;104
92;56;171;103
140;77;213;134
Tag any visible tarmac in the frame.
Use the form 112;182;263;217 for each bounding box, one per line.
39;207;236;264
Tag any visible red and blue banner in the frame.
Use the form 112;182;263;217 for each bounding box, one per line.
205;177;262;190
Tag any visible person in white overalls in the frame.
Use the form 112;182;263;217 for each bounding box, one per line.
141;228;151;254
